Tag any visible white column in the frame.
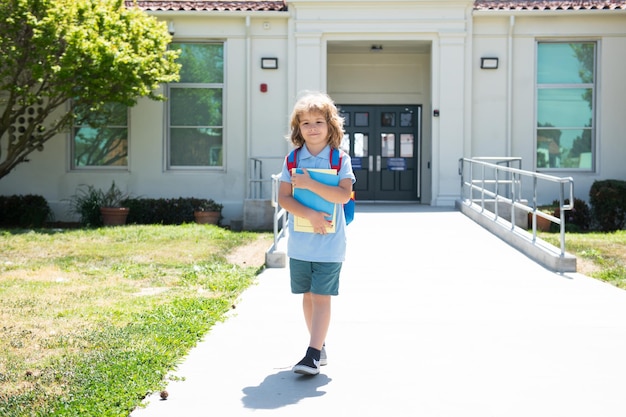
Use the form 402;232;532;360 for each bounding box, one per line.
433;33;467;206
293;32;324;96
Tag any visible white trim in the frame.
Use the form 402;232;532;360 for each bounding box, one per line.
473;9;626;17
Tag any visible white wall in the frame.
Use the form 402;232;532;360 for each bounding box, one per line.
247;16;291;189
472;13;626;204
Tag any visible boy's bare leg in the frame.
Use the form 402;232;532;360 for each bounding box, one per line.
302;292;330;350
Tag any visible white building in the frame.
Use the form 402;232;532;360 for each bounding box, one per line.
2;0;625;228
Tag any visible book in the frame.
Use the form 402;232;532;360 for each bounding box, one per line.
291;168;339;233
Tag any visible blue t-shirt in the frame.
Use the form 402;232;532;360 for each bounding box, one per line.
280;145;356;262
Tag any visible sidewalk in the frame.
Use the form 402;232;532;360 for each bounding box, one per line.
131;205;626;417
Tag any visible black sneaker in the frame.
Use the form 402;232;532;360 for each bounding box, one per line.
320;345;327;366
292;355;320;375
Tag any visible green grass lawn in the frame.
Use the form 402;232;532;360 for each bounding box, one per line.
539;230;626;289
0;224;271;417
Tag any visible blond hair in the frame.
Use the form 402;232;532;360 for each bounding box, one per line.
287;92;344;149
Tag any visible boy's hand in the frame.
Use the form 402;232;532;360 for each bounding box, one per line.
307;210;332;234
291;168;314;189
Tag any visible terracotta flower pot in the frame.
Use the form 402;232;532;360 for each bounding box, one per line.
194;211;220;225
100;207;130;226
528;212;552;232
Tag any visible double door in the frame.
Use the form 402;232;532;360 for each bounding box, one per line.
338;105;421;201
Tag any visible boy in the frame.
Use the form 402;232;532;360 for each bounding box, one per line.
278;92;355;375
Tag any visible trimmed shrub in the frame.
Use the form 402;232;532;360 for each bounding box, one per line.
553;198;592;232
124;197;220;225
0;195;53;228
589;179;626;232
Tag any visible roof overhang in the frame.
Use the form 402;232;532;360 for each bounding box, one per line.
474;0;626;15
124;1;288;13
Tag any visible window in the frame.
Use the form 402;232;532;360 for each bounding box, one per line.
168;43;224;168
536;42;595;170
71;102;128;168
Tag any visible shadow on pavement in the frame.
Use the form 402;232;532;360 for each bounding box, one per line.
241;370;332;410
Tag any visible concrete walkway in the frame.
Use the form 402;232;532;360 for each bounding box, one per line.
131;205;626;417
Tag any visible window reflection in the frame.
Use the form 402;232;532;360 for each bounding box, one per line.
400;134;414;157
354;132;367;157
381;112;395;127
400;112;413;127
72;102;128;168
536;42;595;170
381;133;395;157
537;43;594;84
340;133;350;154
355;112;369;127
169;42;224;168
537;89;592;127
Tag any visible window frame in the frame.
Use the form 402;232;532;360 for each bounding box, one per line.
165;41;225;171
535;40;597;172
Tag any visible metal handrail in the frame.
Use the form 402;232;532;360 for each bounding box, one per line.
270;173;288;250
249;157;284;199
249;158;265;199
459;157;574;257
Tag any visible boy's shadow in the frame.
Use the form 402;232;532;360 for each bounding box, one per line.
241;370;332;410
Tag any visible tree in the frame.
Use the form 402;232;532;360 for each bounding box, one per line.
0;0;180;179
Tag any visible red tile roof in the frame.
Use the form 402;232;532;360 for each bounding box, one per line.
124;1;287;12
125;0;626;12
474;1;626;10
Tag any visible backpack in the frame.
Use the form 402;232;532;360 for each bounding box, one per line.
286;147;355;225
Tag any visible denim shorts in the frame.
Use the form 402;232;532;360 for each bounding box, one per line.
289;258;342;295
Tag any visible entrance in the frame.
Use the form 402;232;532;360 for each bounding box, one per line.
337;105;421;201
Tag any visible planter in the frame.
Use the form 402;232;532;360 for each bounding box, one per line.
527;212;552;232
194;211;220;225
100;207;130;226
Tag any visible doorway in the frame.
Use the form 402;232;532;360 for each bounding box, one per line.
338;105;421;201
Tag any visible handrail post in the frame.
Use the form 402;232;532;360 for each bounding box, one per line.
270;173;289;250
494;165;499;219
532;176;538;241
271;174;281;248
480;163;485;211
459;159;466;201
510;168;516;231
559;181;566;257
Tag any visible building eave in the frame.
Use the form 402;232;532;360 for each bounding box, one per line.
474;0;626;12
124;1;288;12
126;0;626;14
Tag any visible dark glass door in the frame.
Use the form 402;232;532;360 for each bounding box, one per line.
338;105;421;201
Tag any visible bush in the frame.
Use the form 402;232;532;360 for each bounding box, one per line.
553;198;592;232
589;180;626;232
0;195;53;228
124;197;192;225
124;197;221;225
